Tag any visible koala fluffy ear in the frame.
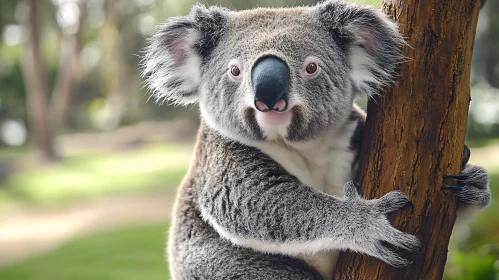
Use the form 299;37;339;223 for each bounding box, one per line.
315;0;405;96
142;5;227;105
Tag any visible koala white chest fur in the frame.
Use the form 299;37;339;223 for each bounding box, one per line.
254;121;357;195
249;118;358;277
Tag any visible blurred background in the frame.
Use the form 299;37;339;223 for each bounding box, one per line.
0;0;497;279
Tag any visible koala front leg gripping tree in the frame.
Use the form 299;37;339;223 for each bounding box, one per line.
334;0;486;279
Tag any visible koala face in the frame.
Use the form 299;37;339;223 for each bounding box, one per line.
143;0;403;143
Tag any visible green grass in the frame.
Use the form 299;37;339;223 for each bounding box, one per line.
350;0;381;6
0;142;193;205
0;223;170;280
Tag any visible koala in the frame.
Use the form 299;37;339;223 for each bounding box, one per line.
142;1;491;279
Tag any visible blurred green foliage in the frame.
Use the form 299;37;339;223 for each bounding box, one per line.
0;0;496;144
467;172;499;248
443;171;499;279
445;251;499;280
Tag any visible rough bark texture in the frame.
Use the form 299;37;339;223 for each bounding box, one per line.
333;0;483;279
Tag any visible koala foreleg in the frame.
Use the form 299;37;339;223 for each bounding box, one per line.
197;142;420;266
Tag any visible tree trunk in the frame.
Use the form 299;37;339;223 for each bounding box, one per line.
49;0;85;136
333;0;483;279
21;0;57;161
21;0;85;162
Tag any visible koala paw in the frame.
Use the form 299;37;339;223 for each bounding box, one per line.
442;165;491;206
442;145;491;207
344;182;420;267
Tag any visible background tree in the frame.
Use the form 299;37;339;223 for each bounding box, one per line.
333;0;485;279
20;0;85;161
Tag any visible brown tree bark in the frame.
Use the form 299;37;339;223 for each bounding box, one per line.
333;0;484;279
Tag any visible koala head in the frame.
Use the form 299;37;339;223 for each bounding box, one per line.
142;0;403;144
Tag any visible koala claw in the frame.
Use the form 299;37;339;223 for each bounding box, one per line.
349;181;415;213
441;185;461;192
345;182;420;267
443;173;469;180
376;190;415;214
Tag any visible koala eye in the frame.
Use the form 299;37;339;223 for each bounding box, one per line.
230;66;241;77
305;63;318;74
301;57;321;80
227;60;243;81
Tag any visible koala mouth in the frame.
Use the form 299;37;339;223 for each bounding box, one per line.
256;110;292;126
245;105;306;141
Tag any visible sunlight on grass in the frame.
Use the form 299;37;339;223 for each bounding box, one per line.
0;142;193;203
350;0;381;7
0;223;170;280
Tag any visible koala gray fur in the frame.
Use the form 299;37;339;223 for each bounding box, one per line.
142;1;491;279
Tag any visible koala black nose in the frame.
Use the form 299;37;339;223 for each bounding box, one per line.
251;56;290;112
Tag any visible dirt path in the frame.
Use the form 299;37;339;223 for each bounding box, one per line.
0;191;176;267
